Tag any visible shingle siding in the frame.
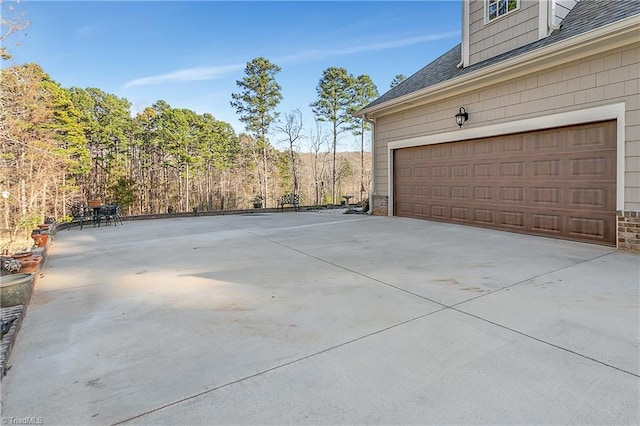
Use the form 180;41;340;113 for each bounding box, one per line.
469;0;540;66
554;0;579;24
373;44;640;210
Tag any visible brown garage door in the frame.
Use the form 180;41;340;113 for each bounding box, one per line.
393;120;616;245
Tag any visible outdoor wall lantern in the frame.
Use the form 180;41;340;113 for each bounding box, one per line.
455;107;468;128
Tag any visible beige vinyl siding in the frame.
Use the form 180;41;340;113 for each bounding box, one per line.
469;0;540;66
373;43;640;210
554;0;578;25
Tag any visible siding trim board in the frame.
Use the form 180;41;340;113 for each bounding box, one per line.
387;103;626;244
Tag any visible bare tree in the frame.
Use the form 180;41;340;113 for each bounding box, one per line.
309;121;330;205
0;0;30;60
275;110;303;195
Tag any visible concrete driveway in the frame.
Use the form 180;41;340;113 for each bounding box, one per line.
1;212;638;425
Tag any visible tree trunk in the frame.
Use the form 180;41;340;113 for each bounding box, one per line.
262;145;268;208
332;121;337;204
360;120;365;202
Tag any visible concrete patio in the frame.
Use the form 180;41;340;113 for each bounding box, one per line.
1;212;638;425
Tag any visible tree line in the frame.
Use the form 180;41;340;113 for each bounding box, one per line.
0;57;385;252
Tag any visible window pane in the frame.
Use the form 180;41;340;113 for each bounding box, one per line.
489;3;497;19
498;0;507;16
508;0;517;11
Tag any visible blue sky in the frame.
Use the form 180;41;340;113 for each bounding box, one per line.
5;1;461;149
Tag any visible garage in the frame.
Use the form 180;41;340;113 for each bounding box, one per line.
393;120;616;245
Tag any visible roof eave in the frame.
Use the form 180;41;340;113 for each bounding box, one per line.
357;14;640;118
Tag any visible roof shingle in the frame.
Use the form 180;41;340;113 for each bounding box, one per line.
364;0;639;111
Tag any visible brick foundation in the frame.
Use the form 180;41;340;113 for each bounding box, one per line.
617;211;640;252
371;195;388;216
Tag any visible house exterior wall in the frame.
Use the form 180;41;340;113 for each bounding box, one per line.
372;43;640;247
554;0;579;25
469;0;540;66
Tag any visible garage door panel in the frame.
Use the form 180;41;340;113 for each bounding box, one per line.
451;207;471;222
500;136;525;153
473;139;495;155
431;186;449;198
415;166;429;177
414;204;431;217
432;205;449;219
568;216;608;239
532;132;561;151
567;186;613;209
532;159;561;178
568;155;614;179
451;164;470;178
499;211;525;229
474;186;495;201
500;161;525;177
530;187;561;206
532;213;562;234
500;187;526;203
393;121;616;245
451;186;470;200
566;125;615;150
473;163;495;178
451;144;469;157
396;185;414;197
431;165;448;178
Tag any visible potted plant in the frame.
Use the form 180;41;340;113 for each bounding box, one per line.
252;195;263;209
31;229;50;248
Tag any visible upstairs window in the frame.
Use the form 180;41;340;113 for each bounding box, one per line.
486;0;519;22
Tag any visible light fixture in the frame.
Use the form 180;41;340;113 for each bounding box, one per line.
1;191;9;199
455;107;468;128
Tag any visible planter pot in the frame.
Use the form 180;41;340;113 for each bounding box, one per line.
38;224;50;230
18;256;42;274
12;252;33;261
31;233;49;248
89;199;102;208
31;247;46;260
0;273;34;307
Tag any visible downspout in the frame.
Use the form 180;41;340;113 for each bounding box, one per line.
548;0;560;31
540;0;560;40
364;114;376;214
458;0;469;68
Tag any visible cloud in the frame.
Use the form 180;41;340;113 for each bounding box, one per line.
124;63;245;89
123;31;459;89
276;31;461;63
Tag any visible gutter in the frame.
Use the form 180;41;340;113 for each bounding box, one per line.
358;13;639;118
364;114;376;215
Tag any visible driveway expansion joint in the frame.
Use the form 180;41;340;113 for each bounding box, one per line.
451;307;639;378
112;308;448;425
5;215;636;424
221;222;633;378
448;250;618;309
